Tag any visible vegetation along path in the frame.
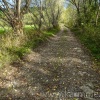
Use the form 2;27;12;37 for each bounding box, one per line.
0;29;100;100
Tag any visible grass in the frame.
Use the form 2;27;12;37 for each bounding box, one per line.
0;25;34;34
0;26;11;34
24;25;34;30
23;28;59;49
71;27;100;69
0;26;59;68
0;27;6;34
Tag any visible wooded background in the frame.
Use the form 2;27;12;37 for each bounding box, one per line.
0;0;100;68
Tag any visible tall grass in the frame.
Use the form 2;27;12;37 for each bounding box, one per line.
0;26;59;68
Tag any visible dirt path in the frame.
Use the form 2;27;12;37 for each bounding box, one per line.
0;29;100;100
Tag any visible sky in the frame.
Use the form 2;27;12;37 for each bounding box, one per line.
0;0;69;8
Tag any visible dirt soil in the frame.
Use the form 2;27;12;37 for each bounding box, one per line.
0;29;100;100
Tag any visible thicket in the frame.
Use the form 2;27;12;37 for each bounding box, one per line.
66;0;100;68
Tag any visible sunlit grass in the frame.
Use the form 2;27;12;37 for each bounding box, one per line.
24;25;34;30
0;25;35;34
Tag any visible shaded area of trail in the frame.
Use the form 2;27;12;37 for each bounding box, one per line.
0;29;100;100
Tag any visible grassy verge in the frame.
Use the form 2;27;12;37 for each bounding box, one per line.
23;28;59;50
71;27;100;70
0;27;59;68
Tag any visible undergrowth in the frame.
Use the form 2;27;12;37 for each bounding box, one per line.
0;28;59;68
71;26;100;70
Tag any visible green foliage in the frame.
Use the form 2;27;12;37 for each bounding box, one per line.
24;28;59;49
72;27;100;61
8;47;31;59
23;13;33;25
67;0;100;69
0;27;59;68
0;27;6;34
62;4;77;28
0;29;5;34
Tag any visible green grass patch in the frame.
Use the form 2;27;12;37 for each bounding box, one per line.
0;25;35;34
0;27;5;34
8;46;31;59
24;25;34;31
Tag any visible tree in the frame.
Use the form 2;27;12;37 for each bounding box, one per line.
44;0;63;28
29;0;46;30
0;0;30;35
67;0;100;26
30;0;64;29
66;0;82;26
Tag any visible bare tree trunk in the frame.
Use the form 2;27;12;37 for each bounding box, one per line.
12;19;23;36
13;0;23;35
0;0;30;36
96;1;100;26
